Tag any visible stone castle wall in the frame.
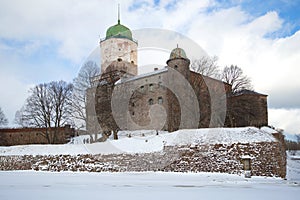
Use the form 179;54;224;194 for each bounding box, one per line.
0;125;75;146
91;67;269;133
0;140;286;178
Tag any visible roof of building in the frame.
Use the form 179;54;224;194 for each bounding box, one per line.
231;89;267;97
169;47;188;59
116;67;168;84
106;19;133;40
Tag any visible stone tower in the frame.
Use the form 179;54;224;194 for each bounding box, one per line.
100;10;137;76
166;47;190;80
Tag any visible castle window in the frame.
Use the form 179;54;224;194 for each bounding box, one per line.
149;84;153;91
148;98;154;105
158;97;163;104
132;102;135;107
140;85;144;92
132;111;135;116
131;61;134;64
158;82;162;88
174;65;178;69
117;58;122;62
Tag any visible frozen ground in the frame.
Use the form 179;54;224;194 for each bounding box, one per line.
0;171;299;200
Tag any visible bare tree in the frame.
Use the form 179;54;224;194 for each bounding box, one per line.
222;65;252;93
191;56;221;79
296;134;300;143
15;81;73;143
0;107;8;127
14;108;29;127
72;61;100;130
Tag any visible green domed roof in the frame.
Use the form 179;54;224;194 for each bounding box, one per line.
169;47;187;59
106;20;132;40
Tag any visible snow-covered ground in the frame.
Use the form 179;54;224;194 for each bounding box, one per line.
287;151;300;182
0;127;276;155
0;170;299;200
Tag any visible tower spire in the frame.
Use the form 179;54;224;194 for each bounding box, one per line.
118;4;120;24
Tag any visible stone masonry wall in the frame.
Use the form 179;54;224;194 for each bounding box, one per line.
0;141;285;178
0;125;75;146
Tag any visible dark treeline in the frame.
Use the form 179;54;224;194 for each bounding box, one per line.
285;140;300;151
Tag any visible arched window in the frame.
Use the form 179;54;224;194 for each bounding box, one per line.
140;85;144;92
158;97;163;104
148;98;154;105
158;82;162;88
149;84;153;91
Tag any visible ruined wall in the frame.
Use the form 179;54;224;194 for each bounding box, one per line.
163;141;286;178
0;140;286;178
0;125;75;146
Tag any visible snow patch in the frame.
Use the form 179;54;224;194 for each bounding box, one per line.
0;127;276;156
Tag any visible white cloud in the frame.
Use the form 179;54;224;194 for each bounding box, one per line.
0;0;118;63
0;71;32;126
244;11;282;37
186;5;300;108
269;108;300;134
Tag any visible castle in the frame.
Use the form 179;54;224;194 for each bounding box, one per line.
86;16;268;137
0;14;287;178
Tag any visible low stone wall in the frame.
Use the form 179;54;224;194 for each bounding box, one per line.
0;141;286;178
0;125;75;146
164;142;286;178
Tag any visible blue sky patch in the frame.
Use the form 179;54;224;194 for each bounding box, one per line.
213;0;300;37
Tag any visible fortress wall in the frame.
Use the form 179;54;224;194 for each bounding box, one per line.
0;125;75;146
0;140;285;178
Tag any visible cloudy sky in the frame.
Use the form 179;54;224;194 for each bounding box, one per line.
0;0;299;134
